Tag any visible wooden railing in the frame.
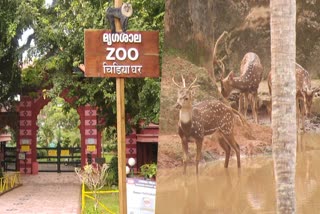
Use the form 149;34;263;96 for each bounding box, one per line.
0;172;22;194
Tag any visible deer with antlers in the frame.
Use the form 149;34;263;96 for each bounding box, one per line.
212;32;263;123
268;63;320;130
173;75;243;175
217;52;263;123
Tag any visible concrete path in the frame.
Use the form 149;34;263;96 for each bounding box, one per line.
0;173;81;214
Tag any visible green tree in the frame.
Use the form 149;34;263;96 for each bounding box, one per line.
0;0;22;111
20;0;164;129
0;0;44;124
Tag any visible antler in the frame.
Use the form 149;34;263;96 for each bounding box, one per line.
212;31;228;65
172;77;182;88
212;31;229;81
295;62;307;71
172;75;199;89
216;57;226;81
187;76;198;89
181;75;186;88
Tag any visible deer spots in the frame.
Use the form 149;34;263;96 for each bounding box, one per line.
221;53;262;123
175;75;242;173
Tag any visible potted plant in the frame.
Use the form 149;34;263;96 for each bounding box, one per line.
140;163;157;180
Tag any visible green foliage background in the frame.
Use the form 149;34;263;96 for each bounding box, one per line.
37;97;80;147
1;0;164;129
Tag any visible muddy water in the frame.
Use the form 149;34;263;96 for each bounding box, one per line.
155;133;320;214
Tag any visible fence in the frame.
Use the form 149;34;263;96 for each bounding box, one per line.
81;182;119;214
0;172;22;194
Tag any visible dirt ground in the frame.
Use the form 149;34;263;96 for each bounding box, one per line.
157;55;320;170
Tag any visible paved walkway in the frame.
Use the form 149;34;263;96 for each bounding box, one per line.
0;173;81;214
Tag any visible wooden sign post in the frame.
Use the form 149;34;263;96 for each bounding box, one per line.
115;2;126;212
116;77;126;214
84;1;159;213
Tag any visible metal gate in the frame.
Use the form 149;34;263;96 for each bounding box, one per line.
37;144;81;173
1;143;17;172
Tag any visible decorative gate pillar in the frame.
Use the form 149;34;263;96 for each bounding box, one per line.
78;105;102;166
18;96;33;174
18;95;49;174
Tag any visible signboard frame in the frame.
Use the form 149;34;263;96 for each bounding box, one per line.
84;30;159;78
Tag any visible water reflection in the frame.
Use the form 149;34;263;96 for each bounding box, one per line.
155;133;320;214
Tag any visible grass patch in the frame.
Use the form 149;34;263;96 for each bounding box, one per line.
82;185;119;214
103;153;115;164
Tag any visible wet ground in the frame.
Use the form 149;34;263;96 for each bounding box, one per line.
155;132;320;214
0;173;81;214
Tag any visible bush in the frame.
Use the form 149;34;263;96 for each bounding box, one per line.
105;156;118;187
140;163;157;179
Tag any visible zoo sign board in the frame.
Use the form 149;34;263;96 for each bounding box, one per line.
84;30;159;78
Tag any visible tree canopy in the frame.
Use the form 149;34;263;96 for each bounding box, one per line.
0;0;27;111
1;0;164;129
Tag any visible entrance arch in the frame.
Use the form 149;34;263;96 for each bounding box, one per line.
17;93;101;174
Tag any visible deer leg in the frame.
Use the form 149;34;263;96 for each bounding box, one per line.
268;100;272;123
243;92;249;119
301;110;305;131
181;139;189;175
238;93;244;115
296;99;300;130
297;99;304;131
223;134;241;168
195;140;203;175
301;100;306;131
252;92;259;123
218;136;231;168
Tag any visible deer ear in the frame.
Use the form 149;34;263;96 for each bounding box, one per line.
227;71;234;79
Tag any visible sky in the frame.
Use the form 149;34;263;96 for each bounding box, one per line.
19;0;53;61
19;0;52;46
45;0;53;7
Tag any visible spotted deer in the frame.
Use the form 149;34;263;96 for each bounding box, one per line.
268;64;320;130
173;75;243;175
218;52;263;123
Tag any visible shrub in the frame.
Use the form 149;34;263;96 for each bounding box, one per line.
140;163;157;179
75;163;109;211
105;156;118;187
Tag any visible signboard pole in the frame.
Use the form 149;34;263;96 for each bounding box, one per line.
84;1;159;212
117;77;127;214
114;1;127;214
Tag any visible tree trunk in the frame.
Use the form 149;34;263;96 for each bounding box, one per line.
270;1;297;213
